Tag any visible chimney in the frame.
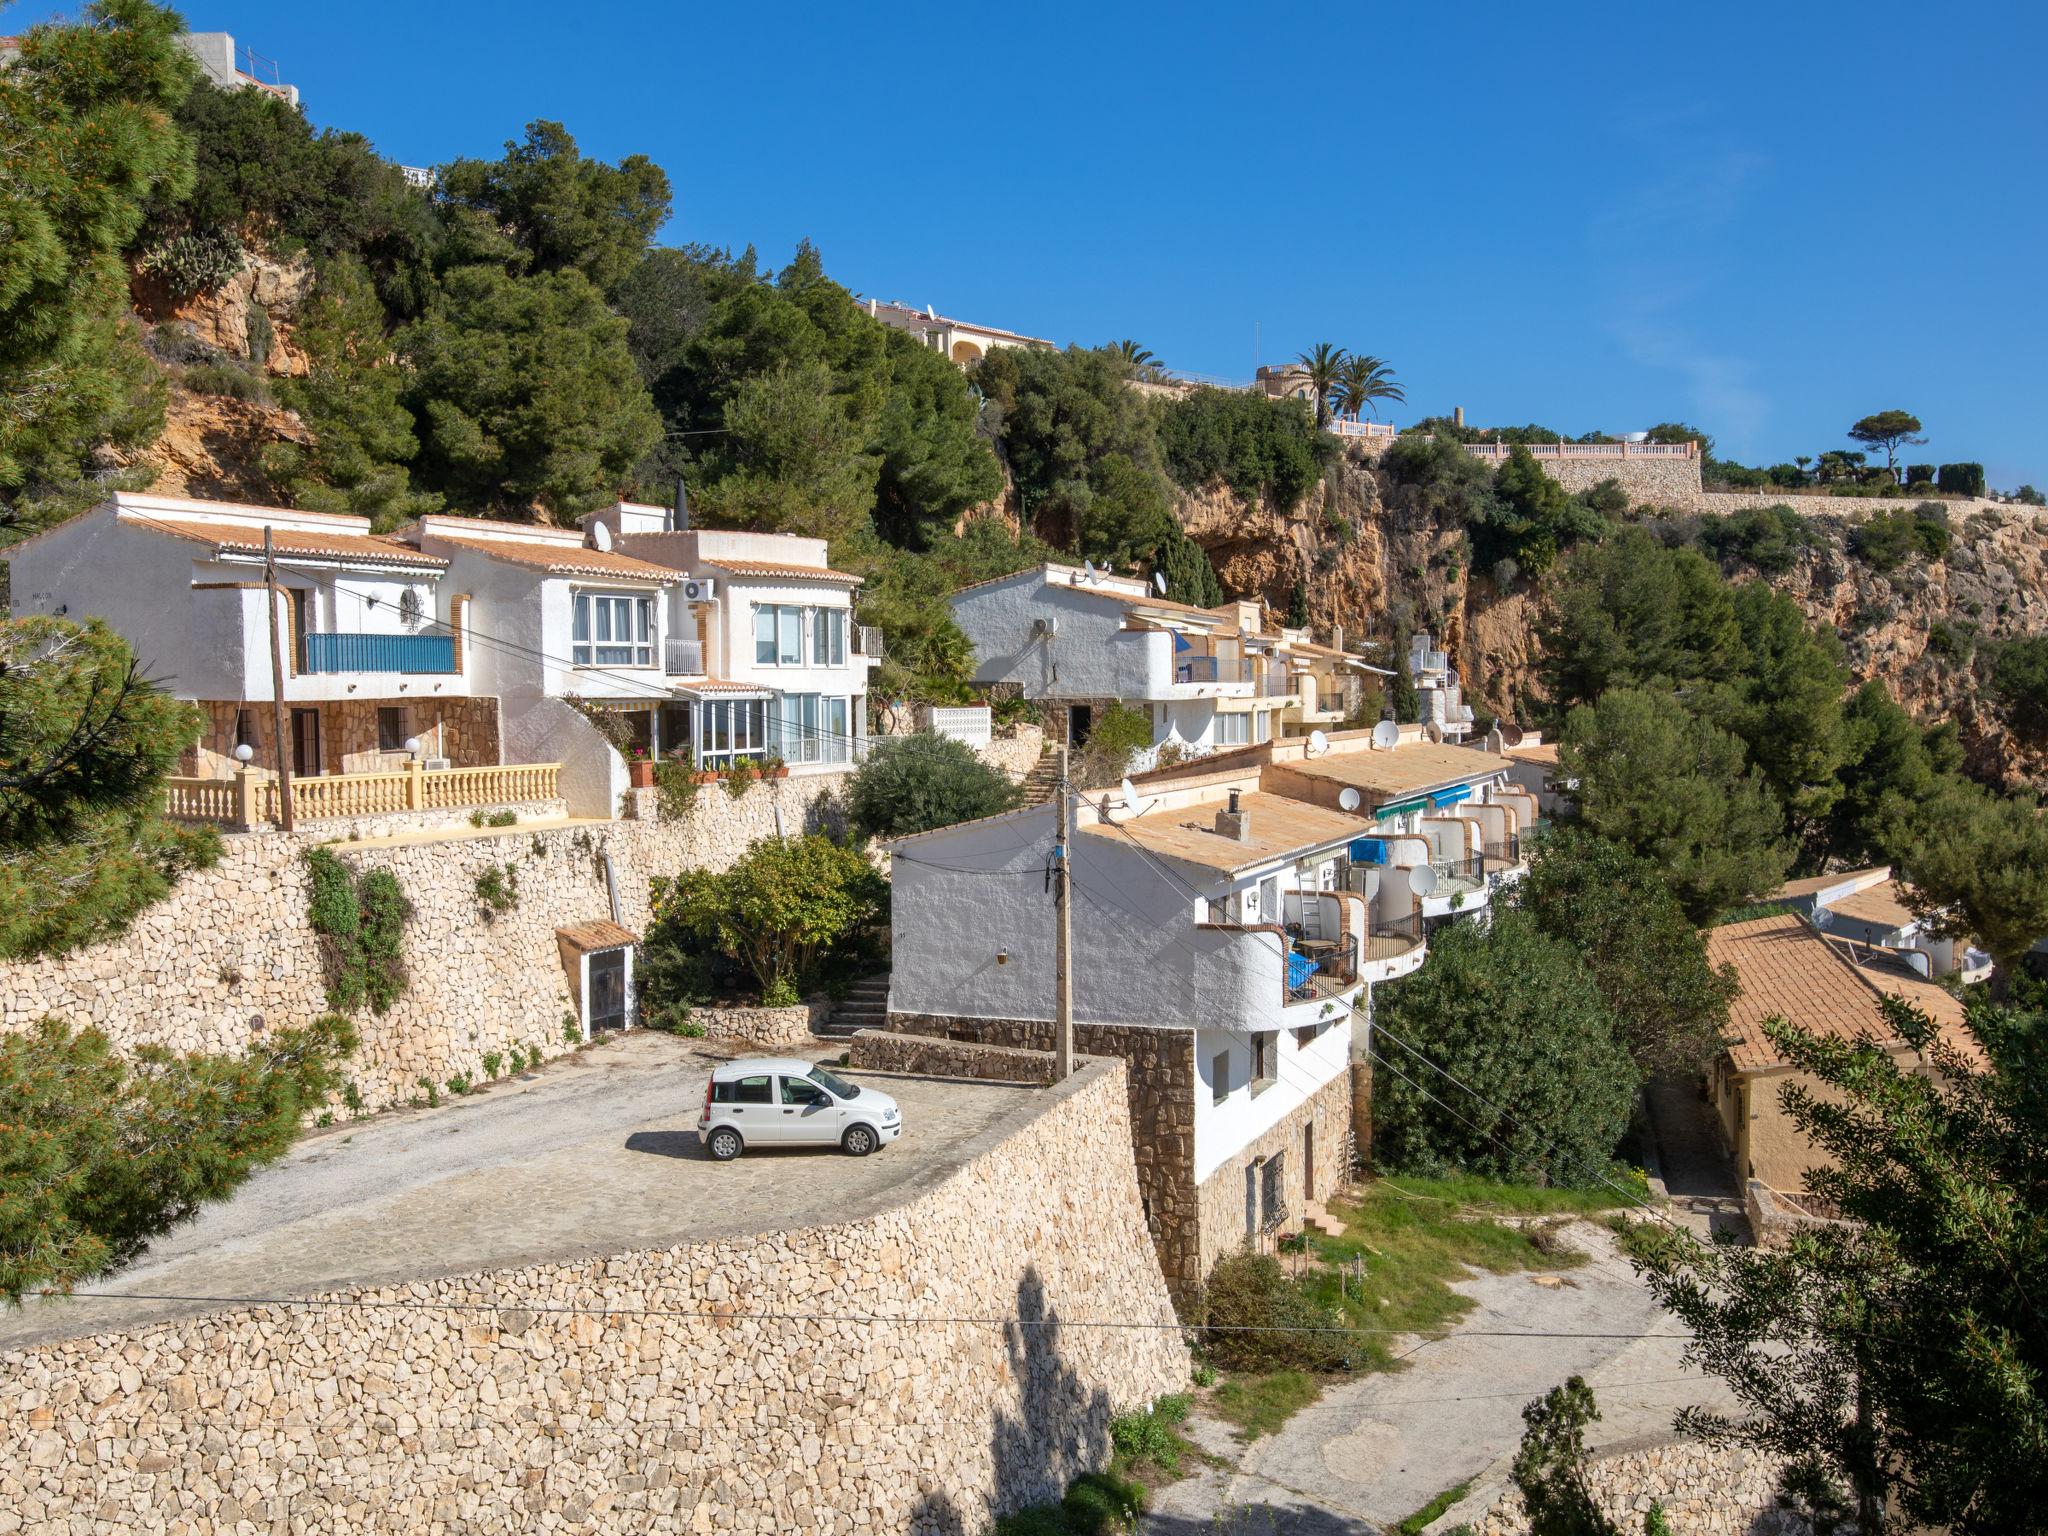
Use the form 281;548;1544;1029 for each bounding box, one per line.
672;477;690;533
1453;406;1465;428
1214;788;1251;843
1332;623;1345;654
1486;724;1506;754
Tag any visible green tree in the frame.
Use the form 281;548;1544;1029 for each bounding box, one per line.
1558;688;1791;923
1156;387;1326;512
1700;581;1849;836
1822;680;1949;867
843;733;1023;841
1332;352;1405;421
1383;430;1504;536
1286;579;1310;628
1536;531;1743;712
0;617;221;959
1906;780;2048;972
1292;343;1346;429
1387;630;1421;723
870;328;1004;546
1847;409;1926;482
1076;701;1155;787
695;356;880;543
401;264;660;517
0;1013;357;1300
1478;446;1607;577
1372;912;1638;1184
1695;504;1807;575
1989;636;2048;742
0;0;193;530
1150;521;1225;608
649;834;886;1004
1516;828;1738;1077
1511;1376;1621;1536
1631;998;2048;1534
262;255;441;529
435;120;670;298
1107;338;1159;373
1074;452;1175;569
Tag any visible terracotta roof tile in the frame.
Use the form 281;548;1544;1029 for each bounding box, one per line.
555;920;639;952
1826;879;1920;930
428;534;677;582
1705;913;1973;1073
702;557;862;584
140;518;447;569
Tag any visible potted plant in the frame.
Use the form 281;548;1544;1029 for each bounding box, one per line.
761;753;789;780
626;746;657;788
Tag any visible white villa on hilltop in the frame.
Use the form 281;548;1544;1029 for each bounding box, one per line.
947;562;1388;768
881;727;1528;1300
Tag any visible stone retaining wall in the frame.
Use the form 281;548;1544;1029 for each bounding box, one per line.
1193;1072;1352;1278
0;1059;1190;1535
1691;489;2020;523
980;724;1047;783
1527;454;1704;505
691;999;832;1050
850;1030;1060;1085
1469;1434;1807;1536
0;773;849;1113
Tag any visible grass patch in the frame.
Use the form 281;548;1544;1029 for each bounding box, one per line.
1108;1393;1200;1483
991;1469;1147;1534
1393;1480;1472;1535
1211;1369;1319;1439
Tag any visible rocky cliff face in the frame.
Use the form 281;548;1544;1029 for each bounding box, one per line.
1170;441;2048;788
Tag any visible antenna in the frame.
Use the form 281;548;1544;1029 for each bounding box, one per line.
1306;728;1329;757
1082;558;1096;582
588;521;614;552
1371;720;1400;750
1153;571;1168;596
1337;786;1362;813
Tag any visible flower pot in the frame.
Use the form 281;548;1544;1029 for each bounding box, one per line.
627;760;656;788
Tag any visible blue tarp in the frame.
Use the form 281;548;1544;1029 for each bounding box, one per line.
1348;837;1388;864
1285;951;1320;991
1173;631;1192;652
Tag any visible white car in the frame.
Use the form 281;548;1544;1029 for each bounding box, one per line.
698;1058;902;1161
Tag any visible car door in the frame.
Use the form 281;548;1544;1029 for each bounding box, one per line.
777;1073;843;1145
725;1073;779;1141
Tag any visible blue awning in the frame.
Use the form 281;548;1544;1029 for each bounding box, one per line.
1173;631;1192;652
1431;784;1474;807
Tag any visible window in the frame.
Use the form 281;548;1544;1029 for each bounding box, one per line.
1255;710;1272;743
1217;712;1250;746
812;608;848;667
771;693;855;765
1251;1032;1275;1091
1261;1150;1286;1228
780;1076;826;1105
377;706;407;752
754;604;807;666
712;1074;774;1104
234;708;257;749
697;698;768;769
1211;1049;1232;1106
573;593;654;667
807;1065;859;1099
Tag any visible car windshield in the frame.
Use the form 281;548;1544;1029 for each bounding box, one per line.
807;1065;859;1099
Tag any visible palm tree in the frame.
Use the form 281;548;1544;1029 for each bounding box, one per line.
1294;343;1347;429
1109;339;1160;374
1334;354;1406;421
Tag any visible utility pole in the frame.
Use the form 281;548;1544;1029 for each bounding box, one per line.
264;527;296;833
1053;742;1073;1081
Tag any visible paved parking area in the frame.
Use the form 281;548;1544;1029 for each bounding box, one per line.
3;1032;1030;1350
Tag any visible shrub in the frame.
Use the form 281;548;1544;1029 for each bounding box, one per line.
446;1073;472;1096
652;757;699;822
1110;1395;1193;1474
1937;462;1986;498
481;1051;502;1080
723;755;758;799
1848;503;1951;570
1200;1251;1352;1374
1904;464;1937;489
1157;386;1328;512
417;1076;439;1107
844;732;1023;841
180;361;273;403
474;863;519;915
136;227;246;295
468;808;517;828
562;1015;582;1046
1076;701;1154;787
527;1043;544;1070
1991;637;2048;740
1695;503;1806;574
306;850;411;1014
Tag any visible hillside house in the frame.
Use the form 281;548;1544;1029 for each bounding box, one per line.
949;563;1384;768
1704;912;1981;1200
861;299;1054;366
881;728;1527;1301
1771;866;1992;984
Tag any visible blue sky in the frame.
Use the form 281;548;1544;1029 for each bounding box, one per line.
44;1;2048;485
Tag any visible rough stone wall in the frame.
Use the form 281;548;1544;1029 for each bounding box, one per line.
849;1031;1059;1085
1192;1072;1351;1277
0;1060;1190;1536
1690;489;2017;522
1471;1435;1807;1536
0;773;850;1113
191;695;502;776
886;1012;1203;1305
1510;452;1703;504
692;999;833;1050
980;723;1047;783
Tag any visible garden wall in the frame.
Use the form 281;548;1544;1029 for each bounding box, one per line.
1464;1433;1807;1536
0;1059;1190;1535
0;772;850;1111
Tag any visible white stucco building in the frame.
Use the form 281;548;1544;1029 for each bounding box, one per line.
1408;631;1475;742
861;300;1054;366
949;564;1378;766
880;727;1529;1297
1773;866;1993;985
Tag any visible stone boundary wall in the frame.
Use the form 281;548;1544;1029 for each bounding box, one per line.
691;998;832;1050
1504;455;2026;526
980;724;1046;783
1527;454;1704;505
0;773;849;1113
887;1012;1204;1304
1466;1433;1807;1536
0;1059;1190;1535
1690;489;2022;523
1745;1179;1850;1250
850;1029;1061;1085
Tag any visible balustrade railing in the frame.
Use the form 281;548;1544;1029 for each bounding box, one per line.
1462;440;1696;461
162;761;562;829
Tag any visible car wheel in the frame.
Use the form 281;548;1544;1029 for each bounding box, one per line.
707;1126;743;1161
842;1124;877;1157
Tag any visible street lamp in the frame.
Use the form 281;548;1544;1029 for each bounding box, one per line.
233;743;254;765
404;736;422;759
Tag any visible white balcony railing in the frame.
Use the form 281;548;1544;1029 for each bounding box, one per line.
664;638;704;676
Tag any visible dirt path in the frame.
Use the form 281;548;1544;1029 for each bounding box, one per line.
1142;1221;1738;1534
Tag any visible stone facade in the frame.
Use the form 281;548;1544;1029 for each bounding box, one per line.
1192;1072;1352;1277
191;695;502;777
0;772;850;1115
849;1031;1061;1086
980;724;1047;783
881;1011;1351;1311
691;998;833;1050
1470;1434;1808;1536
0;1059;1190;1535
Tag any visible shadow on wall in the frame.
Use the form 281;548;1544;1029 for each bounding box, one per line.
907;1266;1116;1535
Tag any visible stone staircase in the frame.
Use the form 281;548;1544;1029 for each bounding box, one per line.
1302;1198;1348;1239
1017;749;1060;805
817;973;890;1039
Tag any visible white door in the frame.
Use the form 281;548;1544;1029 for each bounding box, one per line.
776;1074;844;1145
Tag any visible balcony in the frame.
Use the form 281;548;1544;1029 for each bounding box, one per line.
1482;836;1524;876
854;624;885;660
1432;854;1486;895
1175;655;1249;685
664;637;704;676
301;633;455;674
163;761;562;829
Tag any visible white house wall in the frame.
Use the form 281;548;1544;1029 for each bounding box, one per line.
1193;1014;1352;1183
952;577;1171;700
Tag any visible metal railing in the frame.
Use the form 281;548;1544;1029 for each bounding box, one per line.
1175;655;1249;685
854;624;885;659
664;637;704;675
1462;440;1697;460
1255;664;1293;697
1483;836;1522;866
301;632;456;674
1432;854;1487;890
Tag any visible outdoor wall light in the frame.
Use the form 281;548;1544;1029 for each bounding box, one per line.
233;743;254;764
996;948;1009;966
404;737;423;758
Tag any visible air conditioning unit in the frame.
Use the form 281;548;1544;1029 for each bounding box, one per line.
682;578;716;602
422;757;452;771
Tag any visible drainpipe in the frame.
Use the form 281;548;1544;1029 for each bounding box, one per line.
601;849;621;924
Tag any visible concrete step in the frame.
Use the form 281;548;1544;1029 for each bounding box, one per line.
1302;1199;1348;1238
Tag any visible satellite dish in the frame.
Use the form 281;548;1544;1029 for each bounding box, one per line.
1371;719;1401;750
1408;864;1439;898
1153;571;1168;596
1337;786;1362;813
1082;558;1097;582
588;521;614;552
1120;775;1139;805
1306;728;1329;757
